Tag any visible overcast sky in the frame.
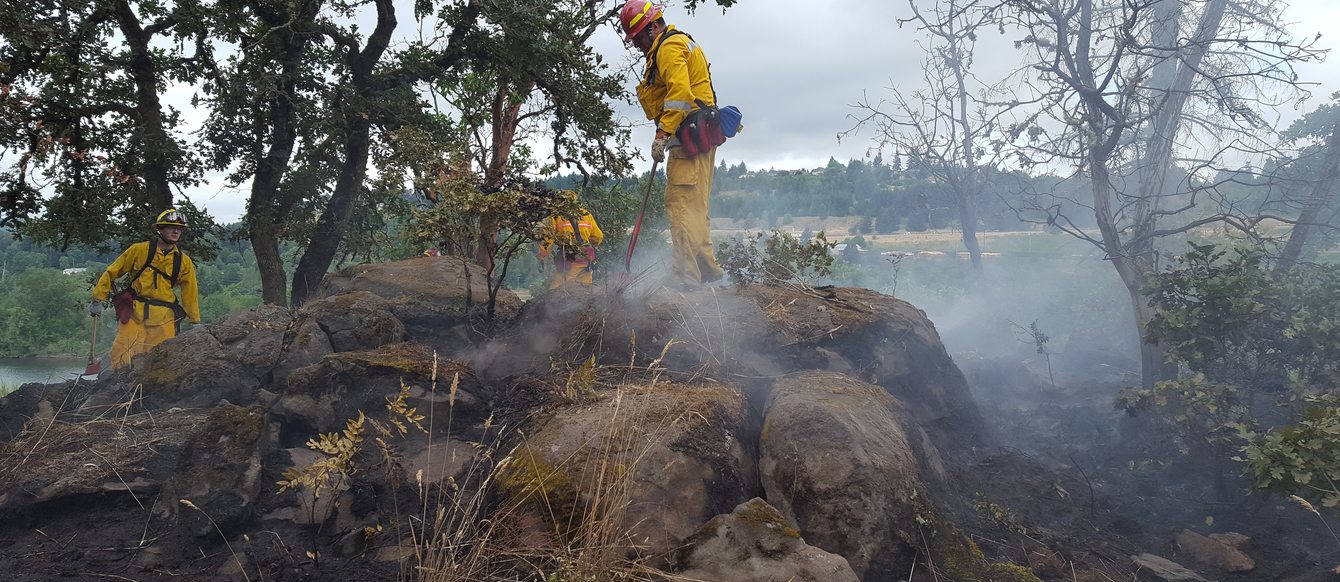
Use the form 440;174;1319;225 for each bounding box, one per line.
187;0;1340;222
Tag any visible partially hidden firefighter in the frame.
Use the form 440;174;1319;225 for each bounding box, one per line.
90;209;201;369
621;0;725;288
539;193;604;289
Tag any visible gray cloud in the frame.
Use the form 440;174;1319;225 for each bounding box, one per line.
182;0;1340;222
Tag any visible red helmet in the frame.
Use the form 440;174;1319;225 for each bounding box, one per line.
619;0;663;41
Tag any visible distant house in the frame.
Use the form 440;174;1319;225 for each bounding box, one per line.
62;267;88;276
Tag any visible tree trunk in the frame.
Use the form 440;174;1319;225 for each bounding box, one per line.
251;226;288;305
113;0;176;211
948;19;982;269
290;118;370;305
958;193;982;268
246;3;317;305
473;81;532;271
289;0;396;306
1276;121;1340;272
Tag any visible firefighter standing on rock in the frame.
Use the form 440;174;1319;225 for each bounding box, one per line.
90;209;202;370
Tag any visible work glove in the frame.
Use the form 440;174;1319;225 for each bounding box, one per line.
89;300;104;317
651;135;666;164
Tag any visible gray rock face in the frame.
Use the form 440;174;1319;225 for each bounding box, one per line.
210;304;295;375
492;285;982;448
272;318;334;384
738;286;984;447
160;403;269;537
322;257;520;344
675;497;860;582
275;343;485;435
759;371;943;581
89;328;260;411
0;409;205;514
298;291;406;353
502;382;757;561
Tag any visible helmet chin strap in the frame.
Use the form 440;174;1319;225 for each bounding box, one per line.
156;229;178;248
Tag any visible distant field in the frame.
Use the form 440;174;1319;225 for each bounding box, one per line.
710;218;1095;258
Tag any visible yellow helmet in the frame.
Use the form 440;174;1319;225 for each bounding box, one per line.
155;208;187;228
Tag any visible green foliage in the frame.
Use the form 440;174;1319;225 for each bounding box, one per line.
1145;243;1340;388
1133;242;1340;504
716;230;835;287
411;176;578;317
0;268;91;357
1239;394;1340;507
1116;374;1253;454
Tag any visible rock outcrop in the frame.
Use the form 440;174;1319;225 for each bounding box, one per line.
0;258;1026;582
674;497;860;582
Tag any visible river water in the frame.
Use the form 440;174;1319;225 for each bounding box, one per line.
0;358;86;393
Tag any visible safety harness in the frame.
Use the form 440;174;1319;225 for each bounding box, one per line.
644;29;726;156
115;242;188;326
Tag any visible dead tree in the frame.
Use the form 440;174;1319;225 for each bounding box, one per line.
846;0;1001;268
999;0;1323;386
1276;116;1340;272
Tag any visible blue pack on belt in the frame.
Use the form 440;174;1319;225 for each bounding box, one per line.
719;105;742;138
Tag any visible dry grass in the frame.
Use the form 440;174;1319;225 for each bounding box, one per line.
400;348;712;582
0;379;181;497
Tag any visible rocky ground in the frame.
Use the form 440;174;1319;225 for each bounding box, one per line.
0;256;1333;581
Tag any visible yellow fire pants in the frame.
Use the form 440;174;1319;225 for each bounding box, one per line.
109;311;177;369
548;259;594;289
664;145;724;286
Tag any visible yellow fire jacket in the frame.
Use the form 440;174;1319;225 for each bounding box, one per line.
539;210;604;264
636;25;716;137
93;241;201;326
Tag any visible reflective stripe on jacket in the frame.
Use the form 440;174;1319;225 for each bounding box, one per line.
636;25;716;136
540;210;604;264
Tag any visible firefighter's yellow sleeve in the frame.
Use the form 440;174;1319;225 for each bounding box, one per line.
92;242;150;301
636;26;716;137
179;255;201;323
582;211;604;246
653;32;694;135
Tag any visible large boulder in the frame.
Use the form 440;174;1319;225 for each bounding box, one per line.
740;286;984;446
489;284;982;447
758;372;1031;582
674;497;859;582
296;291;406;352
321;257;521;345
0;407;207;515
499;381;756;561
476;284;776;379
83;327;260;412
208;304;296;377
159;403;270;537
275;343;488;437
759;371;941;580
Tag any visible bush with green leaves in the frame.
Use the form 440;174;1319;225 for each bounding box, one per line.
411;176;580;318
1143;243;1340;389
716;230;835;287
1122;242;1340;503
1238;394;1340;507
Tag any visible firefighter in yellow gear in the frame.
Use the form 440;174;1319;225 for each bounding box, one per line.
90;209;201;369
622;0;725;287
538;200;604;289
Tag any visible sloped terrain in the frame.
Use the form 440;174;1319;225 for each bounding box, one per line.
0;257;1329;581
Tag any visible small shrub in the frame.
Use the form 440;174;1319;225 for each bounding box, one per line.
1238;394;1340;507
716;230;835;287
